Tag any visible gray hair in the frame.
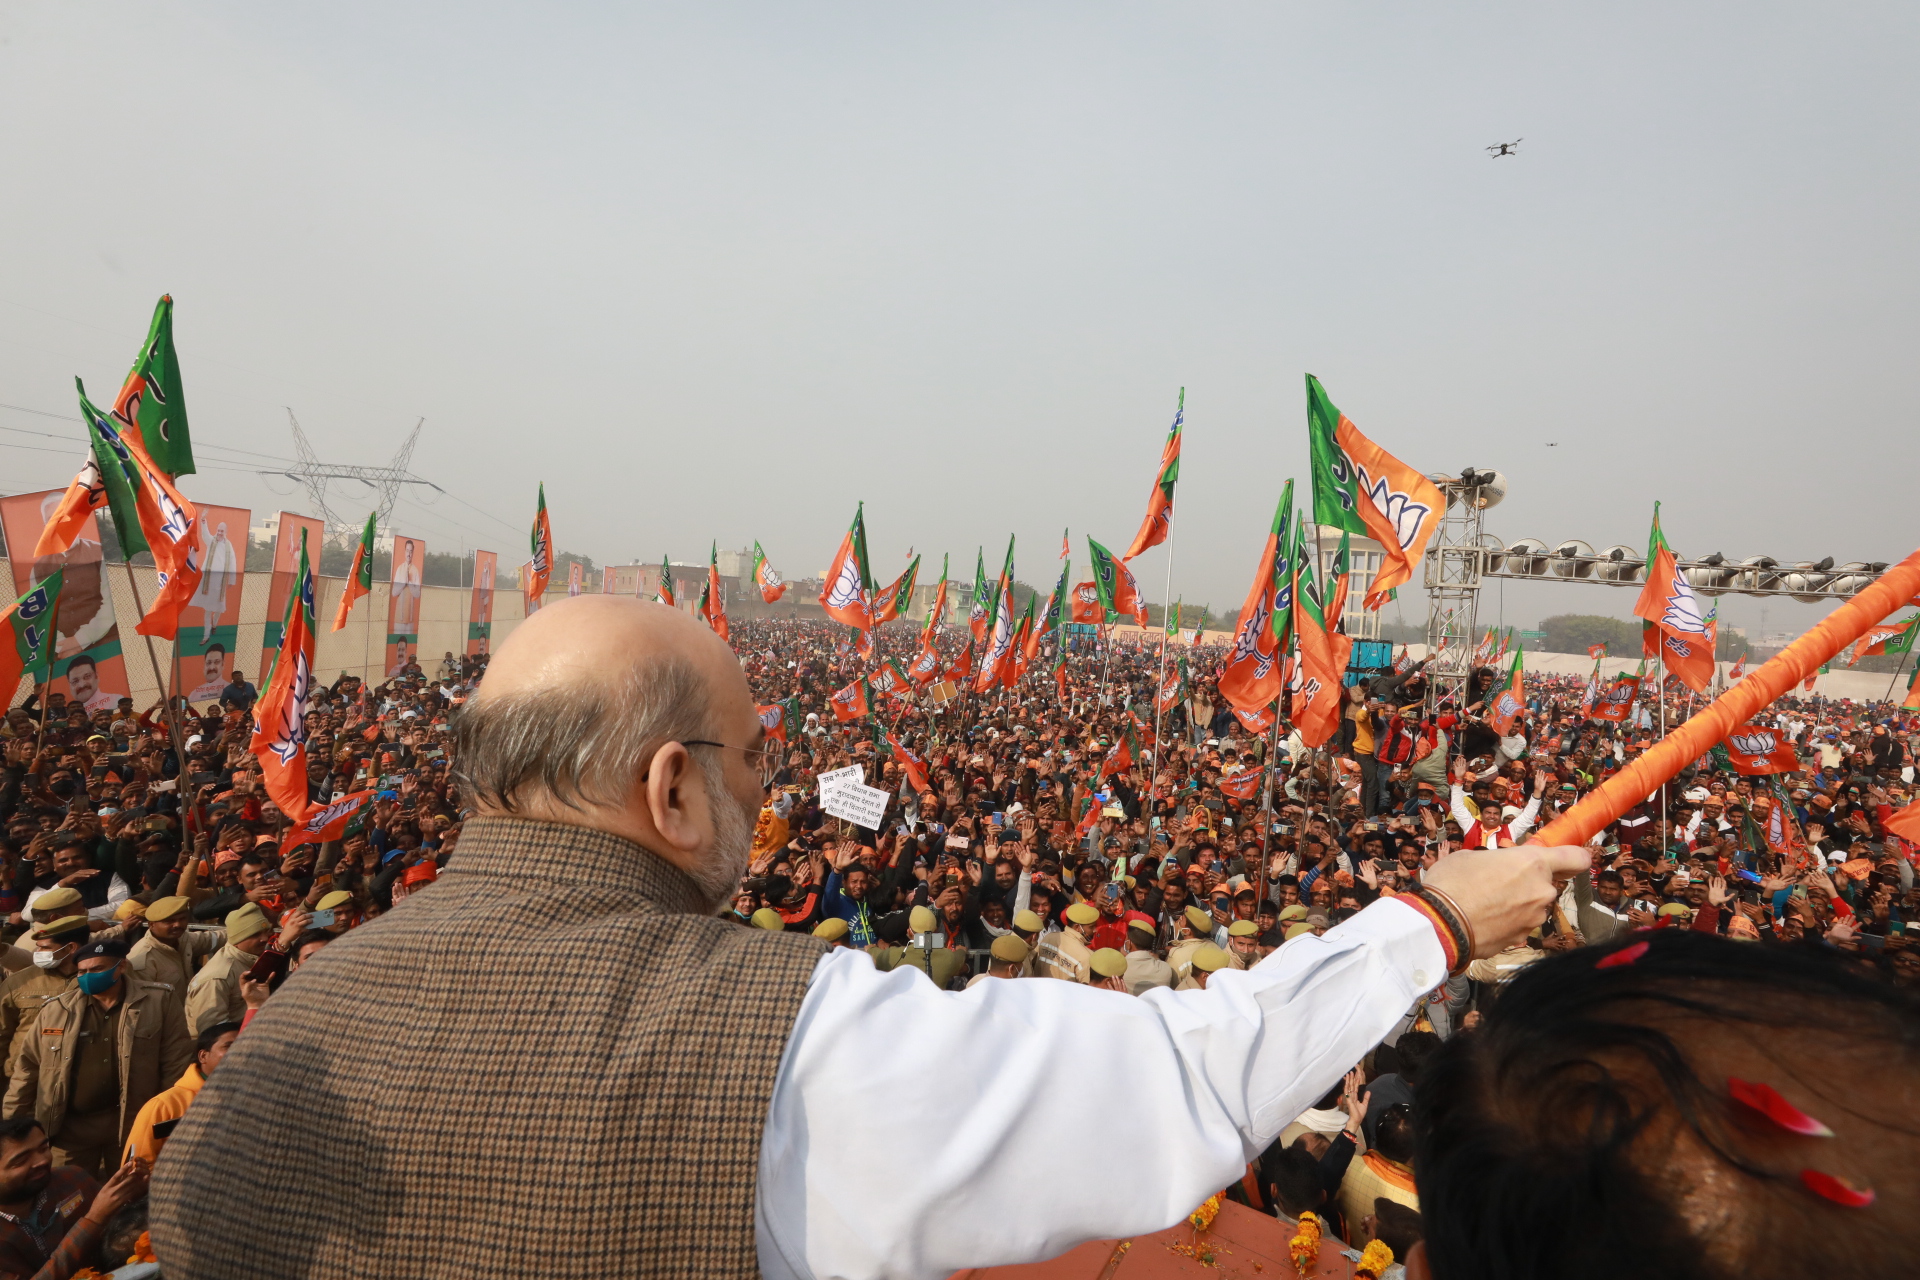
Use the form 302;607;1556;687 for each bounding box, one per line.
451;657;710;813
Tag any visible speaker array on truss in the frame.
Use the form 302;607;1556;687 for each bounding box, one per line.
1482;539;1884;602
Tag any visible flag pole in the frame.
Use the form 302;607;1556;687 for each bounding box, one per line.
1885;648;1912;703
33;590;62;759
1148;494;1178;817
119;560;191;801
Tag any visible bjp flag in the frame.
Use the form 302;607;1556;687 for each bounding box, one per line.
750;541;788;603
870;556;920;624
920;554;949;647
249;529;316;822
1633;504;1716;693
527;484;553;603
820;503;875;630
1070;582;1105;624
1591;673;1641;723
1722;724;1801;775
1306;375;1444;611
698;542;729;641
1218;483;1293;714
1121;388;1183;561
1086;537;1146;628
829;678;871;722
1290;540;1346;748
1486;651;1525;736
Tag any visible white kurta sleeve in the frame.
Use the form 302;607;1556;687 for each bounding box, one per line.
755;897;1445;1280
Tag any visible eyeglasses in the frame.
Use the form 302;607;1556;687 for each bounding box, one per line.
683;740;780;787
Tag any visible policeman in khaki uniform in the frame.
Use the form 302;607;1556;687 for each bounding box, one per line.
0;894;86;1076
1088;948;1131;993
1010;910;1046;977
1038;902;1099;983
811;918;851;949
127;896;221;1025
1176;943;1231;991
1122;918;1175;995
1165;906;1218;984
895;908;968;991
6;934;193;1175
185;904;273;1036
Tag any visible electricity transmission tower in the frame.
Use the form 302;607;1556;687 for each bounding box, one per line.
269;410;443;541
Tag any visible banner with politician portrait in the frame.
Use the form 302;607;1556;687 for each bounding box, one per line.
173;503;249;707
0;490;131;712
468;551;497;659
387;533;425;678
262;513;325;678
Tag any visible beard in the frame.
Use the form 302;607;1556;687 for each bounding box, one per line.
687;752;755;913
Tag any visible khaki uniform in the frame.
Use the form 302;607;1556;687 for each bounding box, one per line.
0;968;73;1077
895;945;969;990
1123;950;1175;996
1036;928;1093;983
5;979;193;1174
184;944;256;1036
129;929;224;1024
1169;938;1245;985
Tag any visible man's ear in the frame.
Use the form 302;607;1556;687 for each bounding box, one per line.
641;742;708;856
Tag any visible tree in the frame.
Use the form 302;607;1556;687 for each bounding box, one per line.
1539;614;1642;657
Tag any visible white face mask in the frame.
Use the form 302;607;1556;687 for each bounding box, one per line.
31;950;60;970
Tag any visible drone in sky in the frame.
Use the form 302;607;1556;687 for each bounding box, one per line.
1487;139;1522;158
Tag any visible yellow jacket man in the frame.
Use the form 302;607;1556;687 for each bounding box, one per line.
4;937;193;1175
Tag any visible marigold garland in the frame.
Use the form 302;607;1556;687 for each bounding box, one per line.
1189;1191;1224;1232
1355;1238;1395;1278
1288;1210;1322;1277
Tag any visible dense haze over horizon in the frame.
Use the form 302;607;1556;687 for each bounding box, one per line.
3;2;1914;642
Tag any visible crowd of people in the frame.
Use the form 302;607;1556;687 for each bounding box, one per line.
0;608;1916;1277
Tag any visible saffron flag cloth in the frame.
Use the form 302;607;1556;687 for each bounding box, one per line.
1156;654;1190;713
1580;658;1602;714
1015;591;1041;665
1887;791;1920;844
1324;530;1352;636
1486;650;1526;736
751;541;788;603
698;542;729;640
829;677;871;722
284;790;376;850
977;537;1017;692
1590;673;1643;723
1121;387;1184;561
0;569;63;695
1086;536;1147;628
527;484;553;604
76;380;202;640
1393;645;1411;675
1632;503;1717;692
1722;723;1802;775
1728;652;1747;682
332;510;378;632
1219;767;1263;803
1851;614;1919;664
1230;702;1276;735
867;659;911;701
110;295;195;478
31;461;107;559
969;548;992;643
1306;374;1444;611
757;700;800;743
821;503;876;630
1099;731;1137;781
1588;642;1608;659
656;555;676;608
1291;532;1347;748
886;731;933;794
1217;483;1294;714
943;645;973;683
920;554;949;647
1060;528;1070;559
1904;664;1920;710
871;556;920;625
1070;582;1105;624
250;529;316;822
907;643;942;685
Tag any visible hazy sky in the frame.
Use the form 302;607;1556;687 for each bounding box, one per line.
3;2;1915;638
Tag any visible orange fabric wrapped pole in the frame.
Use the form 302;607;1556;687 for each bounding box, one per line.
1530;546;1920;849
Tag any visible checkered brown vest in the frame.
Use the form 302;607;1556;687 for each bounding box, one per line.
151;816;826;1278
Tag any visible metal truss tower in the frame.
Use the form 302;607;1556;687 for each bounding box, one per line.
1422;472;1499;713
271;410;442;541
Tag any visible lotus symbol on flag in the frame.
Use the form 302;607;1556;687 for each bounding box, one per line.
825;558;864;611
758;706;784;731
1495;691;1521;719
1299;675;1323;701
1076;585;1099;606
1662;580;1709;636
1605;684;1633;705
266;653;312;766
303;794;360;833
1356;464;1434;552
1730;731;1779;756
1229;598;1271;665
